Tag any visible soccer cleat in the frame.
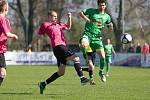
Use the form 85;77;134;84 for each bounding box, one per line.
90;80;96;85
81;77;90;85
101;75;106;82
38;82;46;94
106;73;109;77
99;71;106;82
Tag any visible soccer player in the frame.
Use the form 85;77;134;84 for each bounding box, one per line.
0;0;18;86
34;10;89;94
79;0;113;82
79;39;96;85
104;38;115;77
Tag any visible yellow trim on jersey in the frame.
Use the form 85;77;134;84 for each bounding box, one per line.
86;45;93;52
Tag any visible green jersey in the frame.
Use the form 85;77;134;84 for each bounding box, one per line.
83;8;111;38
104;44;113;56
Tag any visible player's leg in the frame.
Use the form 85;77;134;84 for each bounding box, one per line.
38;45;67;94
38;61;66;94
80;48;89;72
96;48;106;82
91;40;106;82
46;64;66;85
106;63;110;76
86;52;96;85
0;54;6;86
67;54;89;85
106;56;111;76
0;68;6;86
91;51;96;66
79;46;96;85
79;36;92;72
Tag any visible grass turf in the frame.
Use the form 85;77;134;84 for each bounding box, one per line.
0;65;150;100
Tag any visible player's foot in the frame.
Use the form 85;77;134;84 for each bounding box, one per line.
90;80;96;85
81;77;90;85
38;82;46;94
99;71;106;82
106;73;109;77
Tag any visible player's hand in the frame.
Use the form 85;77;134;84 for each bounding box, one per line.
67;12;71;18
86;18;90;22
13;35;18;40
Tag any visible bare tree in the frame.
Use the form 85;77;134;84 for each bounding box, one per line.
106;0;123;52
124;0;150;43
8;0;43;47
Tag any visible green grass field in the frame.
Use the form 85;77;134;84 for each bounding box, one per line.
0;65;150;100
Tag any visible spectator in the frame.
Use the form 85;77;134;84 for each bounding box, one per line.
142;42;149;54
149;43;150;53
142;42;149;62
127;43;135;53
136;43;141;53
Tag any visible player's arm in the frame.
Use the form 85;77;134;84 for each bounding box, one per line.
106;14;113;33
30;34;41;46
29;23;45;47
107;22;113;33
67;12;72;29
108;22;113;31
5;32;18;40
112;46;116;55
79;11;90;22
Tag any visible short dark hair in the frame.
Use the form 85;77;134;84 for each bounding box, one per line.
97;0;107;6
0;0;7;13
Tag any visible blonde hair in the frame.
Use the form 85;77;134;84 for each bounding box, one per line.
47;10;57;16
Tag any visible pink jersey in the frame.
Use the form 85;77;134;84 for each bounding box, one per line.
38;21;68;48
0;15;12;53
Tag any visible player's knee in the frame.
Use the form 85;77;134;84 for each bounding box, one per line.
87;60;94;69
89;60;94;67
58;71;65;76
73;56;80;63
59;72;65;76
58;65;66;76
0;69;6;78
80;38;89;48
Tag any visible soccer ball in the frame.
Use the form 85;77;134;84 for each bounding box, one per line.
121;33;132;44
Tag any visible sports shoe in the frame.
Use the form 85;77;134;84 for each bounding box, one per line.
99;71;106;82
106;73;109;77
90;80;96;85
38;82;46;94
81;77;90;85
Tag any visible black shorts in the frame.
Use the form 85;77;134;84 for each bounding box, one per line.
86;52;96;65
53;45;74;66
0;53;6;68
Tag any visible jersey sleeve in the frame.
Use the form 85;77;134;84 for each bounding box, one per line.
0;18;11;33
82;8;93;15
38;23;46;35
59;23;68;30
106;14;112;24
